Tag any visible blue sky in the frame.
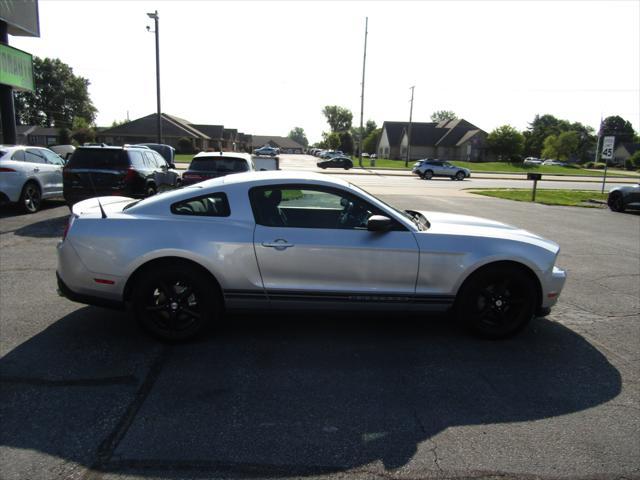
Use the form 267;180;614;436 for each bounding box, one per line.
10;0;640;142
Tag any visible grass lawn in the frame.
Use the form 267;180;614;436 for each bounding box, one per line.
175;154;193;163
351;158;637;177
468;188;609;207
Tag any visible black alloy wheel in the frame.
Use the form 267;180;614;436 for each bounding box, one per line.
133;262;218;341
607;192;625;212
146;185;157;197
20;182;42;213
423;170;434;180
455;171;466;181
456;265;536;339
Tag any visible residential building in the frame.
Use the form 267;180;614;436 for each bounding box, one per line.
250;135;304;153
377;119;487;161
15;126;60;146
613;142;640;166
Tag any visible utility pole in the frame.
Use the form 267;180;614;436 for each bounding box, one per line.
147;11;162;144
358;17;368;168
405;86;415;167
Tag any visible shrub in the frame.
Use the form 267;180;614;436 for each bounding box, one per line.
627;151;640;170
177;137;193;154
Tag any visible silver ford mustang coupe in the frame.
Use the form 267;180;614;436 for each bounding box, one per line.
57;171;566;341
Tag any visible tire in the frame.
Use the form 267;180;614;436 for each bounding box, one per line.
607;192;625;212
455;264;536;339
20;181;42;214
423;170;434;180
132;261;220;341
176;178;182;188
146;185;157;197
455;171;465;181
344;166;350;170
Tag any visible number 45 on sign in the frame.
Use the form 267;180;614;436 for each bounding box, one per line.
601;136;615;161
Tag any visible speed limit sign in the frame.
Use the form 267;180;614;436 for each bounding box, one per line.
601;136;615;160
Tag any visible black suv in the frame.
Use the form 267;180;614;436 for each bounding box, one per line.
63;146;182;206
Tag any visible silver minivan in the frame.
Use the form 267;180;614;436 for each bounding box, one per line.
0;145;66;213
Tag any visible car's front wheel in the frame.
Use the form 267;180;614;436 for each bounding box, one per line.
133;261;220;341
455;171;466;181
456;264;536;339
608;192;625;212
20;181;42;213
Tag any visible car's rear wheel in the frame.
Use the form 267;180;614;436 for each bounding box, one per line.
20;181;41;213
133;262;219;341
455;171;465;181
146;185;157;197
608;192;625;212
456;264;536;339
423;170;434;180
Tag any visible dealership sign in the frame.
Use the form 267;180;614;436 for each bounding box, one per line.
0;44;34;91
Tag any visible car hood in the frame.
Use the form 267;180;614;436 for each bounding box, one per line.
416;211;559;253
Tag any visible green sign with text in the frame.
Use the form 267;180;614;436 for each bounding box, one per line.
0;44;34;91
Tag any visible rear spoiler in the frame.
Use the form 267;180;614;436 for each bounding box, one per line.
71;196;134;217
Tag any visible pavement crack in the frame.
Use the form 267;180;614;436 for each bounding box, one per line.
0;375;138;387
82;345;170;480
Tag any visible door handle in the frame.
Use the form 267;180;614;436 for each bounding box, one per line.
262;239;294;250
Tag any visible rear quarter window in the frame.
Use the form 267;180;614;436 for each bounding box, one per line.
170;193;230;217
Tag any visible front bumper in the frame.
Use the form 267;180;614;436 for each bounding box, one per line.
541;265;566;310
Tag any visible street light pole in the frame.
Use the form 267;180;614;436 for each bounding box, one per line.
405;86;414;167
358;17;368;168
147;11;162;144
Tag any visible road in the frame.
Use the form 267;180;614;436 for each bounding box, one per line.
276;154;637;193
1;171;639;480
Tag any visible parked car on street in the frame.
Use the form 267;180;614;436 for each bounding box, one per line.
63;145;181;207
57;171;565;342
607;184;640;213
523;157;542;166
255;146;279;157
542;159;566;166
317;156;353;170
0;145;66;213
182;152;255;186
412;159;470;180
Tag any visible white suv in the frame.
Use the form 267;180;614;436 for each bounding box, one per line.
0;145;66;213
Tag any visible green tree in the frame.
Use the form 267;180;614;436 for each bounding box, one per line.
430;110;457;122
486;125;524;161
58;127;71;145
601;115;635;144
542;131;580;160
322;106;353;133
14;57;97;128
522;114;570;157
338;131;354;154
70;117;96;145
287;127;308;147
362;128;382;154
323;132;341;150
627;151;640;170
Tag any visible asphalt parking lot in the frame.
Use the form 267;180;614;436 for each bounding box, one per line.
1;173;639;480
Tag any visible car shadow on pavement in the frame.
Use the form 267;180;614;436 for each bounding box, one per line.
0;200;67;219
0;308;622;478
7;214;69;238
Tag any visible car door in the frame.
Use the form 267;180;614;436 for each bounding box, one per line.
41;149;65;195
25;148;57;195
250;184;420;309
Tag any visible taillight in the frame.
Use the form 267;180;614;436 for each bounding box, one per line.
62;215;77;241
123;168;137;183
0;167;16;172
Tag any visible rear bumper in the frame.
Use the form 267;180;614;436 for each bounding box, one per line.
56;272;125;310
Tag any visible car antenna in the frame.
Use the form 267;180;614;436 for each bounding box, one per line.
87;171;107;218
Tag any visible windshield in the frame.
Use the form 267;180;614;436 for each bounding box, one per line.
189;158;249;173
348;183;429;231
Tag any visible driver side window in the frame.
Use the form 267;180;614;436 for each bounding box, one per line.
249;185;381;230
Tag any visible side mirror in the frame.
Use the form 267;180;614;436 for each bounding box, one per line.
169;163;176;169
367;215;393;232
